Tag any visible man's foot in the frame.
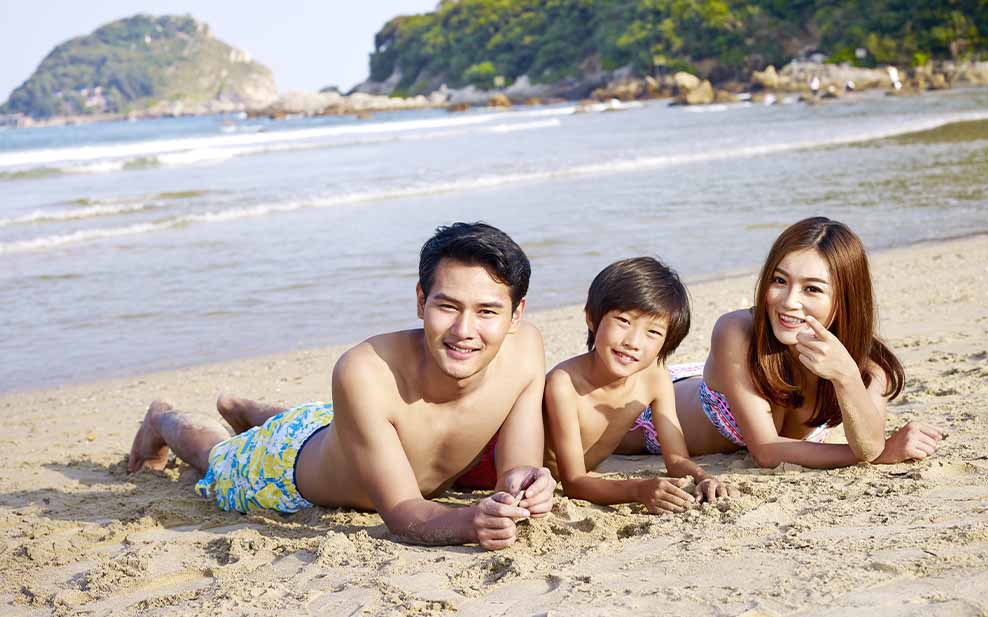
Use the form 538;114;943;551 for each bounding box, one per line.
217;394;284;434
128;401;173;473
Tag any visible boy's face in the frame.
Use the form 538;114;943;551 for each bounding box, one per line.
417;258;524;381
587;309;668;376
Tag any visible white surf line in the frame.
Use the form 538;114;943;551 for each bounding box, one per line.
0;202;152;227
4;110;987;256
0;106;579;169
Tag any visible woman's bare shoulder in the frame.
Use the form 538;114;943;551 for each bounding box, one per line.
711;309;753;349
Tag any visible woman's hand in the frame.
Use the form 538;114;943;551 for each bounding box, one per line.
873;421;943;464
795;315;859;384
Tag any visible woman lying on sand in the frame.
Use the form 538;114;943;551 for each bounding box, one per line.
620;216;943;468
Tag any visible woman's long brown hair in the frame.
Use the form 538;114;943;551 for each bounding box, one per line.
748;217;904;427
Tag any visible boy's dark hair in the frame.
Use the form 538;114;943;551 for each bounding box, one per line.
419;222;531;310
584;257;691;362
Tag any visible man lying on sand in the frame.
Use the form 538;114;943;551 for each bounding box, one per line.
128;222;554;550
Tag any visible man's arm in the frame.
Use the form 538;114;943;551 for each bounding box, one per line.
491;323;555;516
332;345;528;548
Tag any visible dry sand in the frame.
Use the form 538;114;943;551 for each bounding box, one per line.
2;234;987;616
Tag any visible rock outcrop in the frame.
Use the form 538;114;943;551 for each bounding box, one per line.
1;14;278;119
248;89;449;119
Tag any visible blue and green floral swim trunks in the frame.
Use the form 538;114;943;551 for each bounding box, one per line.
194;401;334;514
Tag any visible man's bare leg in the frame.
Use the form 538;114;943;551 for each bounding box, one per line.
216;394;287;434
128;400;231;474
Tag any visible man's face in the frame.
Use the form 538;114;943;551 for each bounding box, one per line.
417;259;524;381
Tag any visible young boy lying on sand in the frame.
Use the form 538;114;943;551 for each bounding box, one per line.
543;257;735;512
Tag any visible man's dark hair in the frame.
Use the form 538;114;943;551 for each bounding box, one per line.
419;222;531;310
585;257;691;363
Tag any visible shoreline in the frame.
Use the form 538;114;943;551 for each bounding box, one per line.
6;75;986;132
1;232;986;615
6;230;986;399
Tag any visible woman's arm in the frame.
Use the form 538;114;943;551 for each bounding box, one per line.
711;312;940;468
708;312;867;469
795;315;884;460
795;316;942;463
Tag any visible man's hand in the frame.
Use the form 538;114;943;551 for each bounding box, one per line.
695;477;737;503
501;466;555;517
636;477;695;514
873;421;943;464
473;492;530;550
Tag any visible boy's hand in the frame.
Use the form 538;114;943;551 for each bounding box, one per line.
472;492;530;550
637;478;695;514
501;466;555;517
696;477;737;503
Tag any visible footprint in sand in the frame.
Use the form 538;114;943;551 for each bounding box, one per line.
917;461;982;481
735;501;792;528
565;517;596;533
616;521;653;539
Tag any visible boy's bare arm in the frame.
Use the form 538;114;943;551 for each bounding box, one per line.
544;369;658;507
648;365;706;480
493;323;554;515
332;345;528;548
650;365;734;502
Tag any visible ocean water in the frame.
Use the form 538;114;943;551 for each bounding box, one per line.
3;89;988;392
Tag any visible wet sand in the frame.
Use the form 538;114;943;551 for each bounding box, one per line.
1;234;987;616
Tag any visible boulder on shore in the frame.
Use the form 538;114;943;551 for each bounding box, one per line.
672;73;714;105
751;65;779;90
488;93;511;107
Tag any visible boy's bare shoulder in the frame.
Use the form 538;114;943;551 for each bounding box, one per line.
629;361;669;402
545;354;589;395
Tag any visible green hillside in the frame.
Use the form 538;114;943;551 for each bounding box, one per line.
368;0;988;94
2;14;277;119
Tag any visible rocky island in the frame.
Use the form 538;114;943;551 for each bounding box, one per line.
0;15;278;125
4;3;988;126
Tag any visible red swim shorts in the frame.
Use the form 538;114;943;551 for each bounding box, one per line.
453;435;498;490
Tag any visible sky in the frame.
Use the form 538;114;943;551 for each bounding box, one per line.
0;1;439;102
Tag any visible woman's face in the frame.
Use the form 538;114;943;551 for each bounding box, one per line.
764;249;836;347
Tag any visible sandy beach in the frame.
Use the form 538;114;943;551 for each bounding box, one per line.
2;233;987;616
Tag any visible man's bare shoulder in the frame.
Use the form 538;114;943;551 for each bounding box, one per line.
333;330;421;396
506;320;543;350
500;320;545;373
